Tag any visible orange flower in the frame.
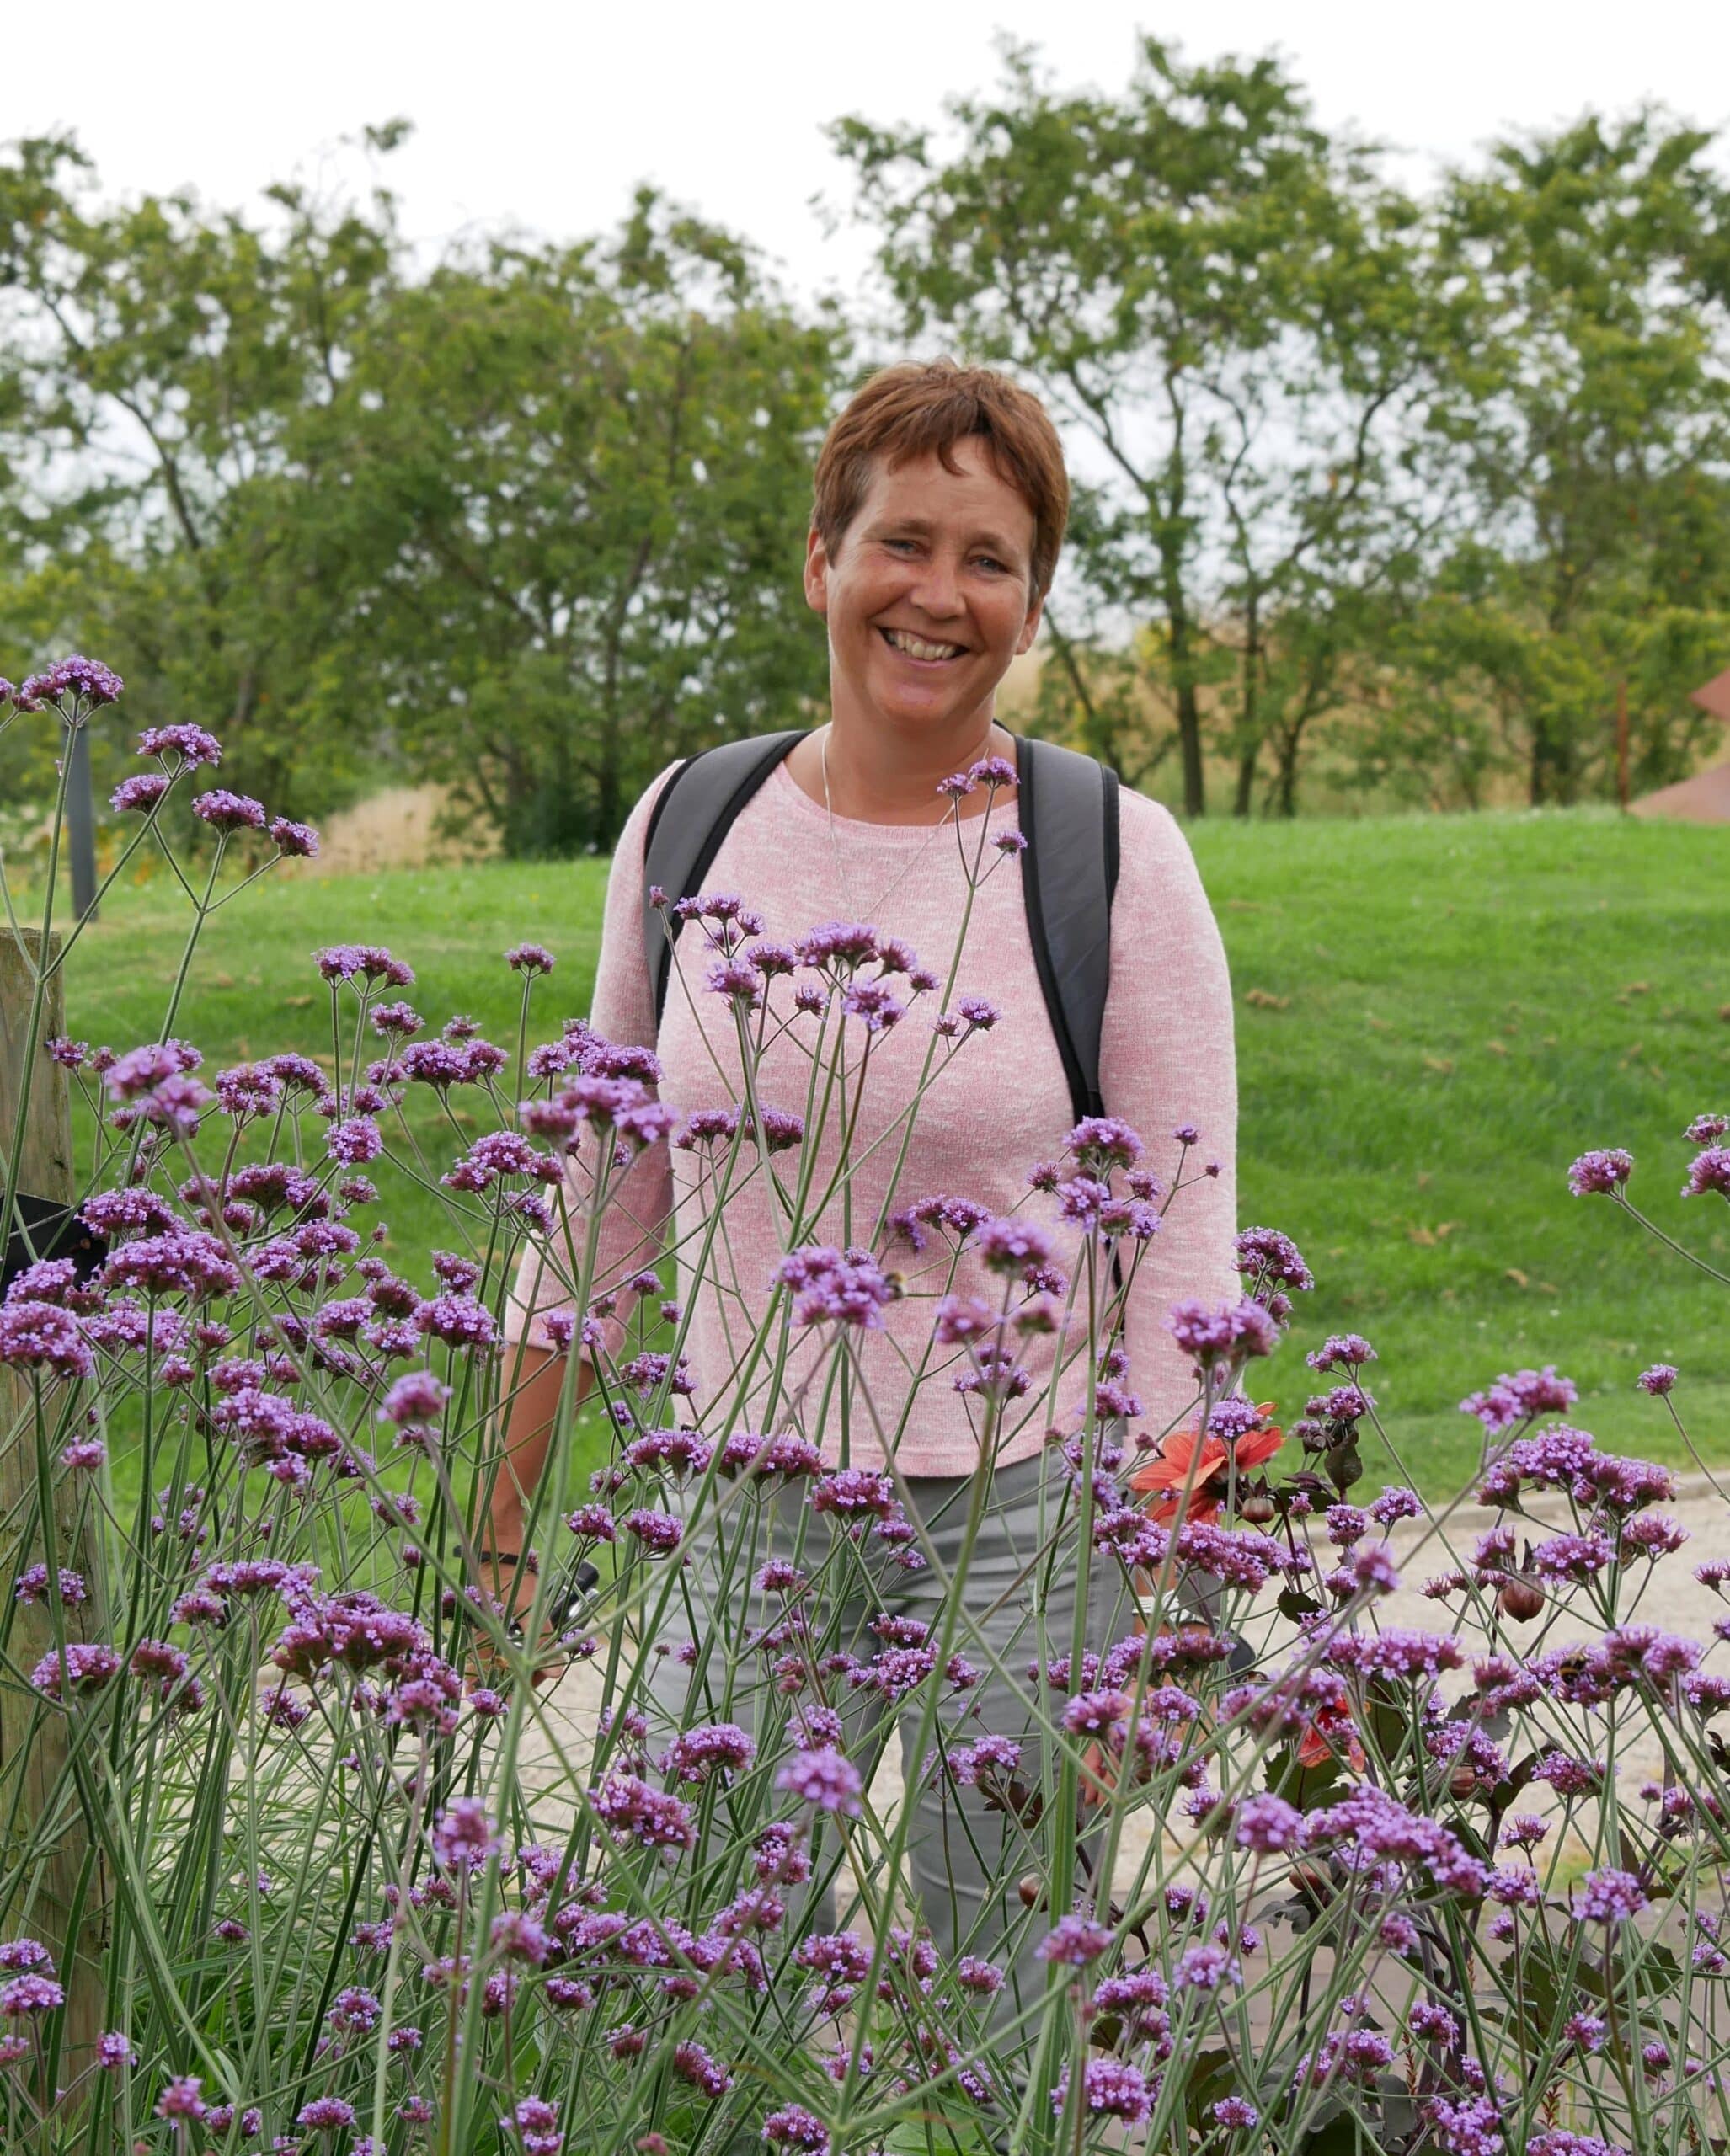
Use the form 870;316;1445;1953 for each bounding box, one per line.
1297;1716;1366;1774
1128;1406;1284;1525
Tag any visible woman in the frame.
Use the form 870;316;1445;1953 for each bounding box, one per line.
489;359;1240;2030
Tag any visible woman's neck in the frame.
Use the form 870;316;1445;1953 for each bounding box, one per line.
802;711;1016;825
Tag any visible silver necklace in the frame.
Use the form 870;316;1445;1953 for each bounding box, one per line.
819;725;959;923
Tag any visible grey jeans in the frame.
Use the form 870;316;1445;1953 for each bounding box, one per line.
645;1447;1135;2041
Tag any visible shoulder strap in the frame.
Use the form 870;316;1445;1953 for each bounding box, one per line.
1014;733;1120;1126
642;729;810;1028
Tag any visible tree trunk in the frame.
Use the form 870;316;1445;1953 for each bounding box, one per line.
596;710;622;852
1273;731;1301;817
1234;739;1260;818
1165;598;1206;818
1233;599;1263;819
0;931;110;2098
1528;722;1552;808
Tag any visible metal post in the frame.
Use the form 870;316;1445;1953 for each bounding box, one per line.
64;723;99;921
1615;678;1630;812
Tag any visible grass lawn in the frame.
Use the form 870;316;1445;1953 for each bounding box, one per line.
23;804;1728;1501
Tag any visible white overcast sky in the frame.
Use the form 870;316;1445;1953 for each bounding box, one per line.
8;0;1730;307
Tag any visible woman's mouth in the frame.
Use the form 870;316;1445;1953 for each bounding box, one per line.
879;626;967;664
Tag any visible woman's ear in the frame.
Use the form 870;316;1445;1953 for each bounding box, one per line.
1015;586;1045;656
804;522;830;618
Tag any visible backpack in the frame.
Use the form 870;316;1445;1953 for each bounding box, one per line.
640;728;1120;1124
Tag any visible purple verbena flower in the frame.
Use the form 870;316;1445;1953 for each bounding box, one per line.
1567;1148;1633;1197
1035;1914;1113;1967
590;1771;697;1851
499;2094;563;2153
0;1972;65;2017
430;1796;499;1873
707;958;765;1008
1235;1794;1301;1853
296;2095;357;2131
191;789;267;832
0;1301;93;1380
776;1246;895;1328
111;772;171;814
155;2075;207;2121
1067;1115;1145;1168
29;1642;120;1702
841;979;903;1031
103;1038;202;1101
23;655;125;707
1307;1331;1376;1371
810;1469;898;1527
12;1564;85;1608
661;1722;756;1785
969;754;1017;788
1460;1364;1578;1438
1167;1296;1279;1371
1173;1940;1241;1991
621;1508;682;1556
974;1214;1055;1274
761;2104;830;2150
103;1230;238;1302
776;1746;862;1817
1051;2060;1153;2124
1235;1225;1313;1291
270;817;319;857
671;2039;732;2098
1577;1868;1647;1923
326;1117;383;1166
136;723;222;768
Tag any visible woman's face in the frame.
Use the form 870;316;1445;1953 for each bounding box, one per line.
804;436;1044;734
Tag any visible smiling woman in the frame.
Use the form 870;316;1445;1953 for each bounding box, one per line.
787;360;1068;813
490;357;1241;2038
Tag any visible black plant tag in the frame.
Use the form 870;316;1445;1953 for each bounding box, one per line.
1;1191;108;1297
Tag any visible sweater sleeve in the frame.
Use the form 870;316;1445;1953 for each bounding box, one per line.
501;766;680;1357
1098;791;1241;1431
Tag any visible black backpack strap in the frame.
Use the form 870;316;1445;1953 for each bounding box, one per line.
642;728;810;1028
1014;733;1120;1126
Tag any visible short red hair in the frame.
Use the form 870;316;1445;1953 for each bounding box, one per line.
812;359;1070;598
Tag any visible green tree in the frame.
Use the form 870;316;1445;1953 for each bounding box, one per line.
831;36;1444;815
290;190;844;852
1428;109;1730;803
0;130;404;818
0;141;845;851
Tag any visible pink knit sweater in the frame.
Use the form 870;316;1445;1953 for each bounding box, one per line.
504;755;1240;1477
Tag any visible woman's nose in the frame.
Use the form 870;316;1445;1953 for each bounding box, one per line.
906;554;966;619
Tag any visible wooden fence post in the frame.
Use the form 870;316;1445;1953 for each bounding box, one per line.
0;928;109;2091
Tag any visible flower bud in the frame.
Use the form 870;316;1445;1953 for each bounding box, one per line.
1498;1579;1545;1624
